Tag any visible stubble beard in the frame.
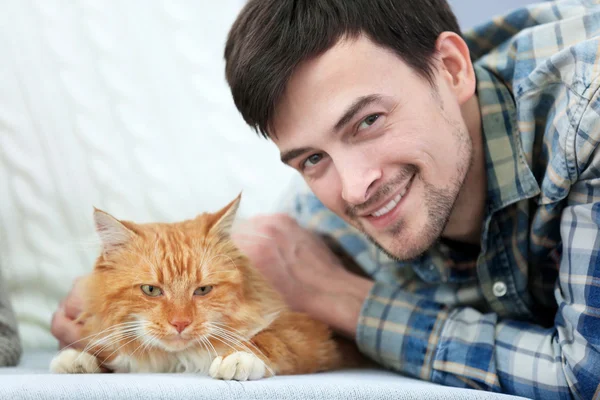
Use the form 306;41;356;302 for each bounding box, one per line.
347;125;473;262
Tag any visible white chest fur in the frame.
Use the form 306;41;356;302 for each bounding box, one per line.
51;347;269;381
108;349;215;374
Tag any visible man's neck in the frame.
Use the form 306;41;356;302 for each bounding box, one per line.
442;94;487;245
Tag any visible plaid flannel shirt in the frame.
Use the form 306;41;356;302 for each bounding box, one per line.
287;0;600;398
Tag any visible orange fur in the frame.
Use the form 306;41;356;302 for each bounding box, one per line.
51;194;363;379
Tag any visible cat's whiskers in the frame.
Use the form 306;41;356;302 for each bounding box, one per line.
129;332;159;359
92;333;146;373
208;324;271;363
198;251;243;285
205;323;275;377
194;338;207;357
89;328;141;351
80;321;151;362
128;272;144;300
72;322;146;358
200;336;219;359
209;322;271;349
140;334;158;355
84;320;148;346
87;328;143;359
62;321;144;352
209;329;258;357
205;334;242;356
198;244;210;279
208;321;250;338
70;330;139;369
206;332;275;377
89;332;141;364
202;252;239;274
140;252;161;280
195;337;215;360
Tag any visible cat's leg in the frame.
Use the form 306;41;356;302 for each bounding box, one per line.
235;312;351;377
50;348;103;373
208;315;334;380
208;312;363;380
209;351;267;381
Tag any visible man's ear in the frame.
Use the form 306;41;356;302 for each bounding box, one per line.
435;32;476;105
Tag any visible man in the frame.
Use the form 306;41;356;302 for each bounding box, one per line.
52;0;600;398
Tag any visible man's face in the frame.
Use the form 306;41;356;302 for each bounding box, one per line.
273;36;473;261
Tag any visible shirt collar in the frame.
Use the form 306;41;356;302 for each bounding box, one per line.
475;64;541;216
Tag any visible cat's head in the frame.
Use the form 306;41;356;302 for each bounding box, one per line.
85;194;280;353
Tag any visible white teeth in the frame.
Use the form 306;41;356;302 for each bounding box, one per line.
370;177;413;218
371;193;402;217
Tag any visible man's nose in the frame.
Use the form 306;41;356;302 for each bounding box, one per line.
339;158;382;206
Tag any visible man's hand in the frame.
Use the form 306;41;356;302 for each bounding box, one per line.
232;214;374;338
50;276;86;349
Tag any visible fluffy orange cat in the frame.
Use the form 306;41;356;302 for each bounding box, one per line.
50;194;360;380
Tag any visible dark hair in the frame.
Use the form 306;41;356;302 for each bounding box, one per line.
224;0;461;139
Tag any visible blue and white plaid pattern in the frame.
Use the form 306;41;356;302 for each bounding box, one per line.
287;1;600;398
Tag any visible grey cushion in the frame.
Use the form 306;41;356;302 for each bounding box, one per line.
0;266;21;367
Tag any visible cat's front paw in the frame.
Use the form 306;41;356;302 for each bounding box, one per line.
209;351;267;381
50;348;101;374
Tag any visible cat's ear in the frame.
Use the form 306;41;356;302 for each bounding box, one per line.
93;208;137;254
208;192;242;238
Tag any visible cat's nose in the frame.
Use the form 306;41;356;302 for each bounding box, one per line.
170;319;191;333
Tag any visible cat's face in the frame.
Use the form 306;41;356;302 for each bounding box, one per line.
88;196;255;352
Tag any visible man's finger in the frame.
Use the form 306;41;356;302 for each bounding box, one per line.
63;278;85;320
63;297;83;320
51;308;84;350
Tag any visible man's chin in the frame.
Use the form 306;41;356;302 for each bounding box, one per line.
364;229;436;262
346;215;436;261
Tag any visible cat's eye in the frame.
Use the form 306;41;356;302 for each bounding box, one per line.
141;285;163;297
193;286;213;296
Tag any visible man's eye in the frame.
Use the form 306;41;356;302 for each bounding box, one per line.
303;153;323;169
358;114;380;130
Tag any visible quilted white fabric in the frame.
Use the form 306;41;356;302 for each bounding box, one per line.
0;0;295;350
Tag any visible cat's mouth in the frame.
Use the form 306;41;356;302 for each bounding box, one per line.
159;335;194;351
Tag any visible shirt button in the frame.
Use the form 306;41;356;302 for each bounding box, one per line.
493;281;507;297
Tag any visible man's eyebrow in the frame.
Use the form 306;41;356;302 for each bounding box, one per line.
333;94;383;132
280;94;383;166
280;147;313;165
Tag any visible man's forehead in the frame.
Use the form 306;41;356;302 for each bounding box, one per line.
271;35;420;153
